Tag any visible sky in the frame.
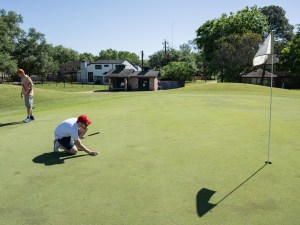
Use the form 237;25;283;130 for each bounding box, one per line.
1;0;299;59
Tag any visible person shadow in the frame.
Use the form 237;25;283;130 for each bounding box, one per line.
32;152;88;166
0;121;24;127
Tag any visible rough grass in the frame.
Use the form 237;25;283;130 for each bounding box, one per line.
0;83;299;225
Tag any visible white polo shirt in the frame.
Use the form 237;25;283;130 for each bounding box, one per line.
54;118;79;140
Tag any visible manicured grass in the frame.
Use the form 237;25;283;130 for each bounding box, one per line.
0;83;299;225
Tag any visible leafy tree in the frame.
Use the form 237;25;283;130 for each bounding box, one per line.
148;50;165;69
14;28;58;76
52;45;80;65
214;32;262;82
260;5;294;56
98;49;141;65
260;5;294;43
280;27;300;88
160;62;196;81
195;6;269;79
79;52;97;63
98;48;118;60
0;9;23;74
148;48;180;69
118;51;140;65
179;43;195;63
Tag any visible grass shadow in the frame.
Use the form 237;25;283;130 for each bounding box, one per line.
32;152;88;166
196;163;268;217
93;90;109;92
0;121;24;127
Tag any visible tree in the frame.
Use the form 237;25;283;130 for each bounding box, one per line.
14;28;58;76
214;32;262;82
79;52;97;63
118;51;140;65
260;5;294;43
0;9;23;74
98;48;118;60
98;49;141;65
279;27;300;88
148;48;180;69
195;6;269;80
160;62;196;81
260;5;294;56
148;50;165;69
52;45;80;65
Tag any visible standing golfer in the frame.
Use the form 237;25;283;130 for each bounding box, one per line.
17;68;34;123
53;115;98;156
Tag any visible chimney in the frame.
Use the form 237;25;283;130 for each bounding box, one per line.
80;61;87;82
143;66;150;72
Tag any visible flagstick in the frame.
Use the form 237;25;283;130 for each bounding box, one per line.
265;54;274;165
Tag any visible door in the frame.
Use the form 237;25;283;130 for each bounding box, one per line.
138;78;149;91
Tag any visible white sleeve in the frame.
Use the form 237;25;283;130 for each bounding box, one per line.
70;127;79;140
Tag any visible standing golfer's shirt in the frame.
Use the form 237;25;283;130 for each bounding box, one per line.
54;118;79;140
21;75;34;96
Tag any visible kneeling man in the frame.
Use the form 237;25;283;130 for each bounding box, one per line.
53;115;98;156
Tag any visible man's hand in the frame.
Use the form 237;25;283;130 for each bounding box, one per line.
20;93;23;98
89;151;98;156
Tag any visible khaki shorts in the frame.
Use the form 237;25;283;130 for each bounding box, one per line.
24;95;33;109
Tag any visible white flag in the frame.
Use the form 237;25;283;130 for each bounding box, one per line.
253;33;276;67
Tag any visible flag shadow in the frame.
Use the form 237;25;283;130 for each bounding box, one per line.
32;152;88;166
196;163;268;217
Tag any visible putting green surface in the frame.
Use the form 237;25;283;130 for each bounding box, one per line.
0;83;299;225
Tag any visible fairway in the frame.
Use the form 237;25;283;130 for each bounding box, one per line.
0;83;299;225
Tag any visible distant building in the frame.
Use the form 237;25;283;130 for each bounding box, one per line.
78;60;140;84
59;61;81;80
241;69;277;86
106;67;160;91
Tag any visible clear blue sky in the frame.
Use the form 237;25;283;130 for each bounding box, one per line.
1;0;299;59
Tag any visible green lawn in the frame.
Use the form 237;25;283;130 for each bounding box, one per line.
0;83;299;225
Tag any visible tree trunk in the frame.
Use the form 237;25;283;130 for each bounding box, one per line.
221;67;224;82
260;64;266;85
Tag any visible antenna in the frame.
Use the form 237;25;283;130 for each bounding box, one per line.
172;22;174;48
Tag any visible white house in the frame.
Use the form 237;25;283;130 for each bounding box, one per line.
78;60;139;84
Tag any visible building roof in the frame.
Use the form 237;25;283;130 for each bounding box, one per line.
59;61;81;67
241;69;277;78
131;70;160;78
106;69;159;78
106;69;135;78
91;60;125;64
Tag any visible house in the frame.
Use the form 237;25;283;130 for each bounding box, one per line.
241;69;277;86
78;60;139;84
59;61;81;81
106;68;160;91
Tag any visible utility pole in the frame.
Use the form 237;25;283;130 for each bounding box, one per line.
164;39;167;65
141;50;144;71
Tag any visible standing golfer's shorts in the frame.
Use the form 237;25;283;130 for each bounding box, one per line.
57;137;74;151
24;95;33;109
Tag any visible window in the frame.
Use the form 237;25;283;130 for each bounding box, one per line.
95;65;102;69
104;65;109;67
88;72;94;82
115;64;125;70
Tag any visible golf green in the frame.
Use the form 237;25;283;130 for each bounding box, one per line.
0;83;299;225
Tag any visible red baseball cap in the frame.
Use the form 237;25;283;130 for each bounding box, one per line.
17;68;25;75
77;115;92;124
